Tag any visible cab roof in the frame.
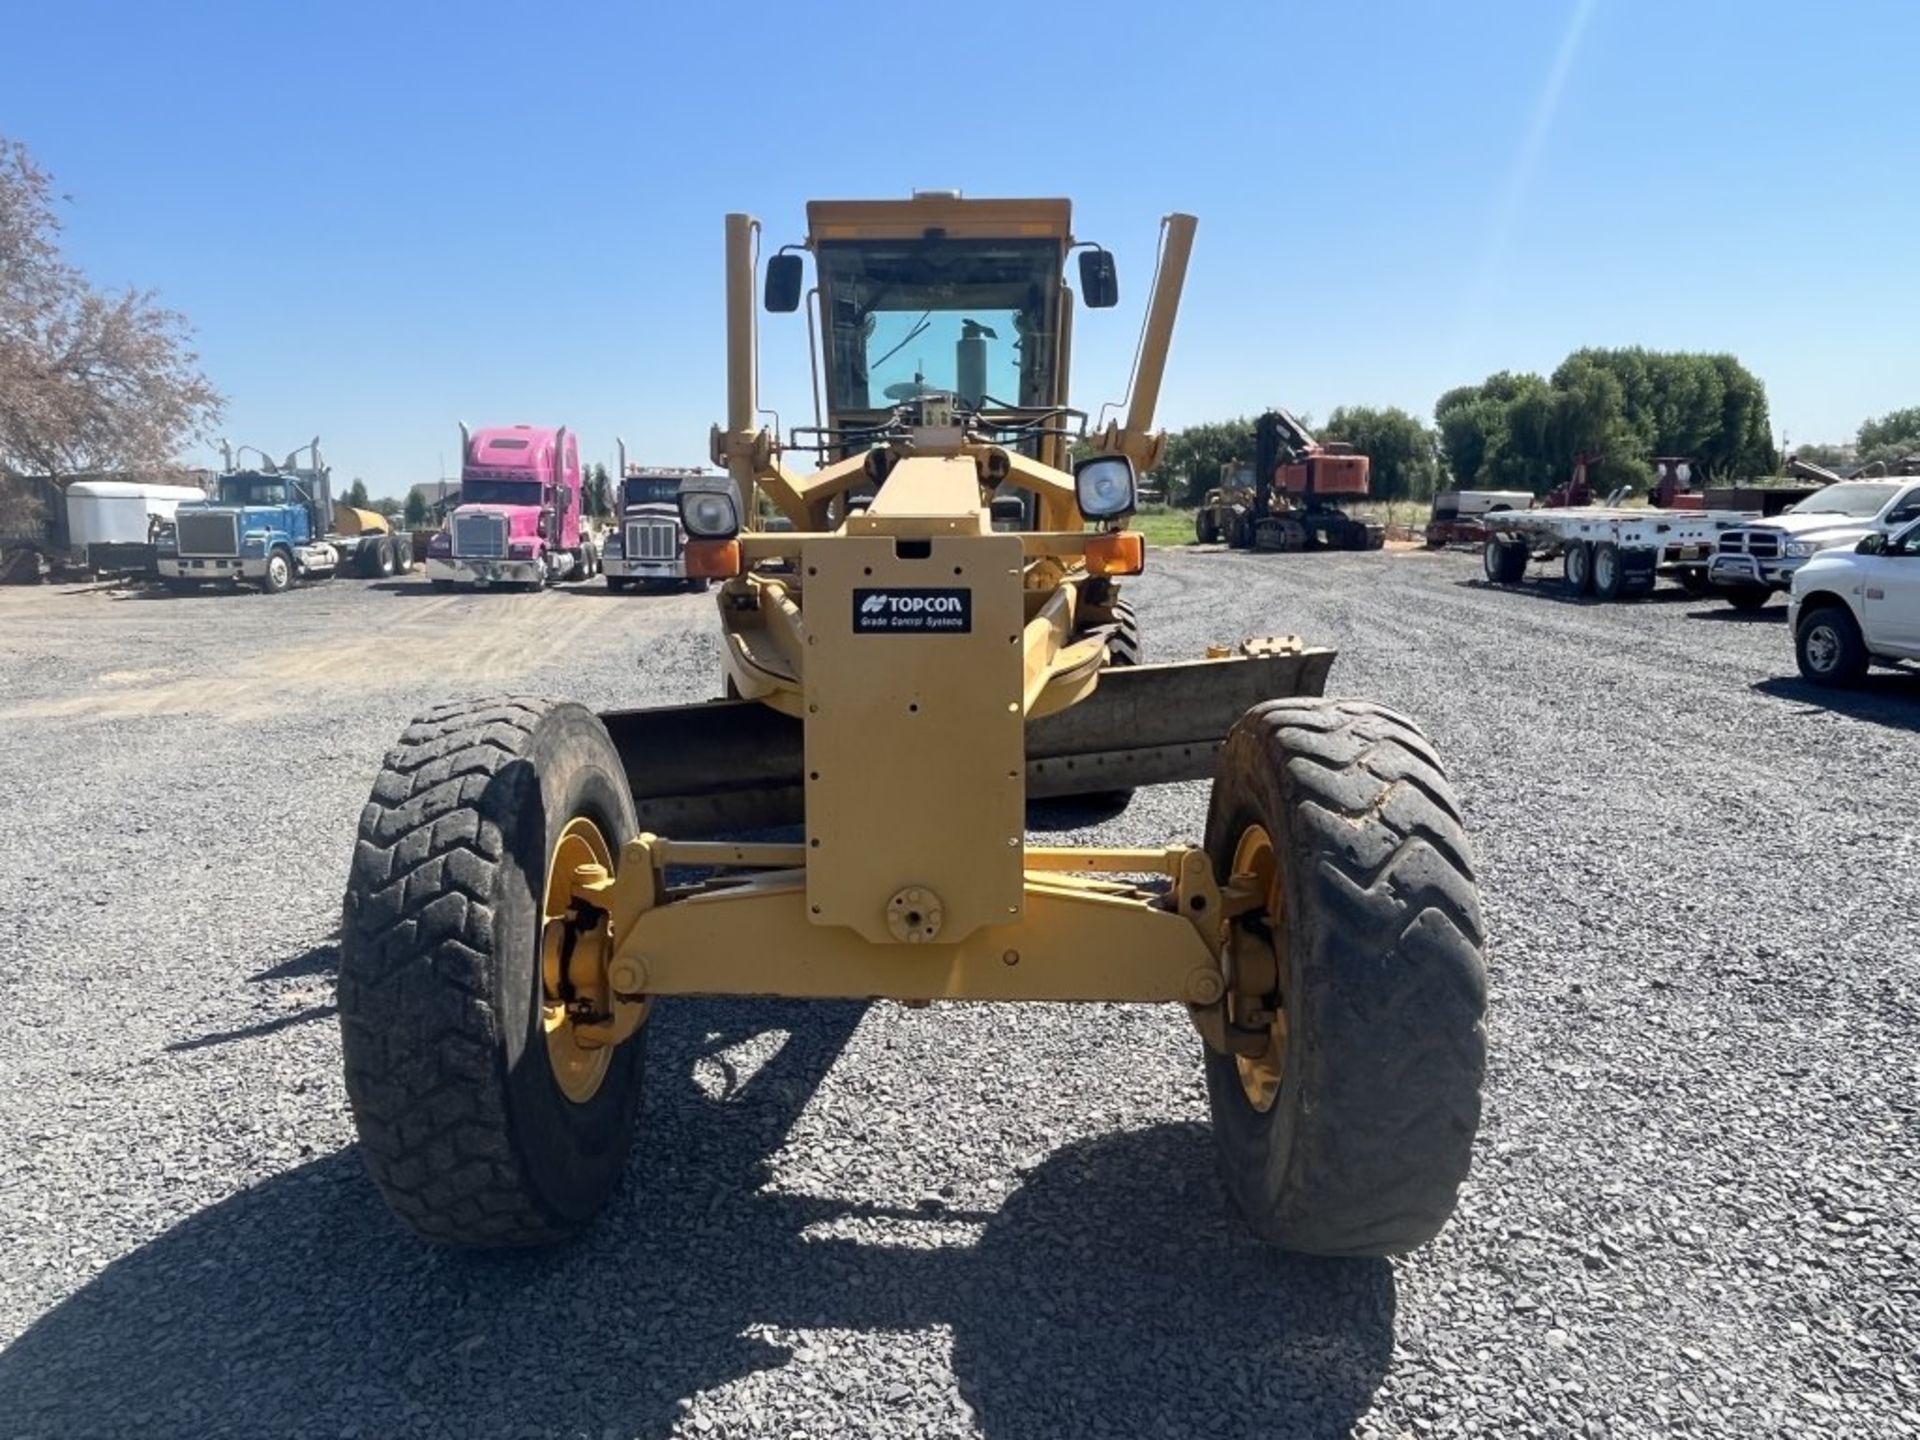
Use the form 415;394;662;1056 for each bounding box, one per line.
806;196;1072;244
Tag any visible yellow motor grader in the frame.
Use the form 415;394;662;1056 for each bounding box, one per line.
337;193;1487;1256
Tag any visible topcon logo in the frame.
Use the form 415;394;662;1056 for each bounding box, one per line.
852;587;973;634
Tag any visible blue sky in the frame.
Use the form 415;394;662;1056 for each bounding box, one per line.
9;0;1916;493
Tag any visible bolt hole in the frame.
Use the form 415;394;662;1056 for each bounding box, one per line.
953;566;963;576
908;703;919;713
808;770;820;781
1189;896;1206;911
810;904;821;915
807;566;817;577
809;838;820;848
863;566;873;575
905;911;922;927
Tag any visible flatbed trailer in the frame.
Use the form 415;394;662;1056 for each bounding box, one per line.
1478;506;1750;601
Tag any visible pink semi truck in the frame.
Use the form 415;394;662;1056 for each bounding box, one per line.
426;422;600;589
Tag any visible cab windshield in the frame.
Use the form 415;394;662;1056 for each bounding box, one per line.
1786;482;1897;518
623;476;683;507
462;477;542;506
217;475;290;505
816;237;1061;415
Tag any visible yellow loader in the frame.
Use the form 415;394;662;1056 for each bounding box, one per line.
337;193;1487;1256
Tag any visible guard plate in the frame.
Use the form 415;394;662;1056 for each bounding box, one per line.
852;587;972;634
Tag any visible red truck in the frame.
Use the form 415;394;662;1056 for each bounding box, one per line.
426;422;600;589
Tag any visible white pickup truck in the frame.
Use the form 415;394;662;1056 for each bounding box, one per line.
1709;477;1920;610
1788;518;1920;685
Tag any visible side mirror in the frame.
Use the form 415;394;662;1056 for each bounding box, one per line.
765;253;803;313
1078;248;1119;309
1856;533;1887;555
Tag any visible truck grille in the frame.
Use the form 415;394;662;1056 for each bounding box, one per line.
454;512;507;558
176;511;239;558
1718;529;1781;559
627;519;679;561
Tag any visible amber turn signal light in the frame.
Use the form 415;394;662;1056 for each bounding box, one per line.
685;539;742;579
1084;530;1144;577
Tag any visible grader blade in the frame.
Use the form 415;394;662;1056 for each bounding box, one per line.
599;645;1335;836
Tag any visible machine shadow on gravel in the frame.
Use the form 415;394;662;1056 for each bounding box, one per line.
1457;577;1700;606
0;1000;1393;1439
1753;674;1920;732
1684;603;1784;623
165;935;341;1053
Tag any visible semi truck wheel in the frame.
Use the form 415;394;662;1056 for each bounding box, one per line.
1202;698;1486;1255
1563;541;1594;595
1196;509;1220;545
339;697;647;1246
1592;542;1623;600
261;549;293;594
1482;537;1527;585
372;537;398;579
1795;603;1868;686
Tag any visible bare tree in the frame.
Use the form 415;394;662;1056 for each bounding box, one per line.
0;136;223;535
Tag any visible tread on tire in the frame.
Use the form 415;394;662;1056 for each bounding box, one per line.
1201;697;1488;1256
339;696;646;1246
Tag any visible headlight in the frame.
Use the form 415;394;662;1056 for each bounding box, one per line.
508;541;537;559
679;478;741;539
602;536;623;557
1784;538;1835;558
1074;455;1137;519
242;534;268;554
428;531;451;556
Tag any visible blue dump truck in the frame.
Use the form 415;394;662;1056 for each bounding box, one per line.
157;440;414;594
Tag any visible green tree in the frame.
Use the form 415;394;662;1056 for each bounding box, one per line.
369;495;402;519
584;462;612;518
1320;405;1440;501
1434;384;1506;488
1436;350;1775;496
403;488;428;527
345;477;370;507
1858;406;1920;464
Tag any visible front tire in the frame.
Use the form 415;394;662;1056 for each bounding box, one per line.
1795;604;1868;686
261;549;293;594
339;697;646;1246
1202;699;1487;1256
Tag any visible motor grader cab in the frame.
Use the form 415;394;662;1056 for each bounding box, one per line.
336;194;1487;1259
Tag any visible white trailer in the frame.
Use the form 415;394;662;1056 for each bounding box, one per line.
65;480;207;575
1478;506;1751;601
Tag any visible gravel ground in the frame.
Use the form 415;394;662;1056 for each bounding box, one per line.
0;551;1915;1439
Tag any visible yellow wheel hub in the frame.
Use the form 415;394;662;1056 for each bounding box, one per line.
1229;823;1290;1113
541;815;616;1104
